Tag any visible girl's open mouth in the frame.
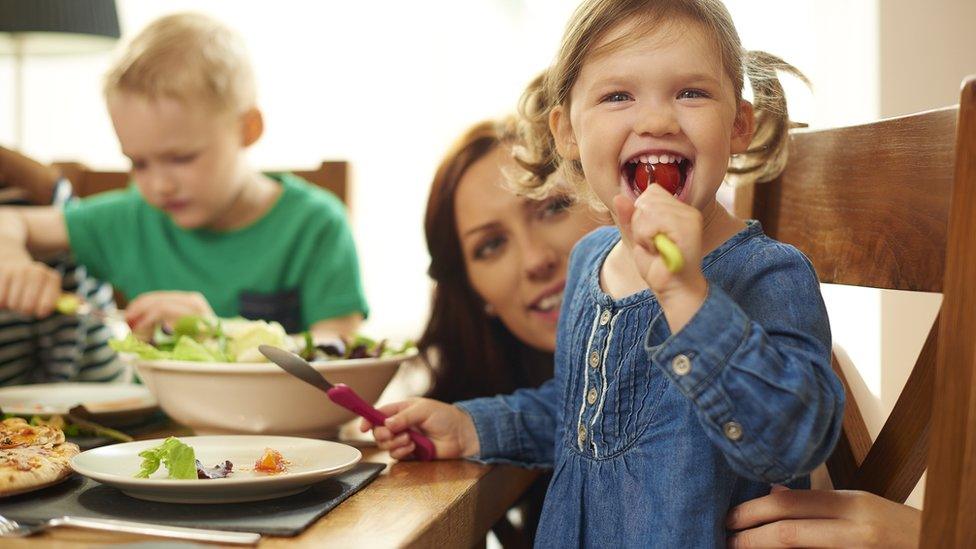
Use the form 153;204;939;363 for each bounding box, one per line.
621;153;691;198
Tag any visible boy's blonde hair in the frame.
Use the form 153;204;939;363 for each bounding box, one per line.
104;13;256;115
515;0;808;204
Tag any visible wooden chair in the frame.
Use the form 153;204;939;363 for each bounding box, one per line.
52;160;349;203
733;76;976;547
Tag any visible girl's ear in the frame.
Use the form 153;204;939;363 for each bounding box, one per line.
241;107;264;147
549;105;580;160
730;100;755;154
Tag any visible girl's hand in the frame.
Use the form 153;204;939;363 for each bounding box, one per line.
358;398;480;461
726;485;921;548
0;259;62;317
614;186;707;330
125;291;215;340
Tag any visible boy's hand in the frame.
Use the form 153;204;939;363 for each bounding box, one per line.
0;259;62;317
125;291;215;339
614;185;708;331
358;398;480;461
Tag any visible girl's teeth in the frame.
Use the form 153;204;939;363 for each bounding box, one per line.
627;153;685;165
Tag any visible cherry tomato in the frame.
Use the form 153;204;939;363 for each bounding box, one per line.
633;162;681;195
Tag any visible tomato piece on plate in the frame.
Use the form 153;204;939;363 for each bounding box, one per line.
254;447;287;473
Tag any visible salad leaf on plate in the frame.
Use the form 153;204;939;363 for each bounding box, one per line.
135;436;197;479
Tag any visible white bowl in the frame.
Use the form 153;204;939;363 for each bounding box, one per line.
130;351;413;437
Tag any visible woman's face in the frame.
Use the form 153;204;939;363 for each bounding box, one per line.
455;146;603;352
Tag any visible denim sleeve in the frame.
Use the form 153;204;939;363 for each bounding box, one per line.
646;248;844;483
455;377;560;468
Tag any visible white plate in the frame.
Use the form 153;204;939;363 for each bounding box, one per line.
0;383;157;415
71;436;362;504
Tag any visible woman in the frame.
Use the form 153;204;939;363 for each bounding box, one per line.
419;118;603;403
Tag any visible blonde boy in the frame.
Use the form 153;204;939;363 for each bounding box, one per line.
0;13;367;339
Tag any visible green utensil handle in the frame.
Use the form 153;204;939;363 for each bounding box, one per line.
55;294;81;315
653;234;684;273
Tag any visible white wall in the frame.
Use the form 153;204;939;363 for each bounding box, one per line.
0;0;884;340
880;0;976;118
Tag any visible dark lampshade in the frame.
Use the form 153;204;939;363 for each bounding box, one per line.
0;0;120;55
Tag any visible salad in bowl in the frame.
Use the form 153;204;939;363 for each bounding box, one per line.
110;316;414;363
110;317;416;437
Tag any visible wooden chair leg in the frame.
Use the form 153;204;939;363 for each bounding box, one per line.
825;350;872;488
852;317;937;502
921;76;976;548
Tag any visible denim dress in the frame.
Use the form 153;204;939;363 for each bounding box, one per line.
457;222;845;548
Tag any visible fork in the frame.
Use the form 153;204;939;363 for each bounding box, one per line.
55;293;126;325
0;514;260;545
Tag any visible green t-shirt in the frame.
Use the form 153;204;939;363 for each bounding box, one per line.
64;173;368;332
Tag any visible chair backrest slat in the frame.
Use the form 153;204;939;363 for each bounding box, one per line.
54;161;349;204
749;107;956;292
737;76;976;547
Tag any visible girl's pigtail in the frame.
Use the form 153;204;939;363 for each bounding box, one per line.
512;72;562;199
728;50;811;186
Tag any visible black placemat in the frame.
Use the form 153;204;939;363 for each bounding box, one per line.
0;462;385;537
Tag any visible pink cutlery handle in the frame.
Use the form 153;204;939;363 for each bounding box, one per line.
327;384;436;461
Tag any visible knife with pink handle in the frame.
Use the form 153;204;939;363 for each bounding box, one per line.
258;345;436;461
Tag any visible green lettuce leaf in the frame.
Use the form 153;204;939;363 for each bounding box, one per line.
225;321;287;362
112;317;290;363
384;339;417;357
174;315;208;338
109;335;172;360
171;337;223;362
135;437;197;479
300;331;315;360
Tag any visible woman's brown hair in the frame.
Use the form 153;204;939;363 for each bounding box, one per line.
420;120;553;403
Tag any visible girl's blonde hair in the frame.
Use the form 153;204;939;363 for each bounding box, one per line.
515;0;808;204
104;13;256;115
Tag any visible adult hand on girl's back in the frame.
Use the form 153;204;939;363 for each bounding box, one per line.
125;290;215;340
359;398;480;461
726;485;921;548
614;185;708;331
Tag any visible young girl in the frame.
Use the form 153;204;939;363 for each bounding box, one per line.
363;1;844;545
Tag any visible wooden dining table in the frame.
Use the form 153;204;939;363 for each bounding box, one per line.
5;425;541;548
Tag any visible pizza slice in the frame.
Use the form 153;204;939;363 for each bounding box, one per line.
0;417;79;497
